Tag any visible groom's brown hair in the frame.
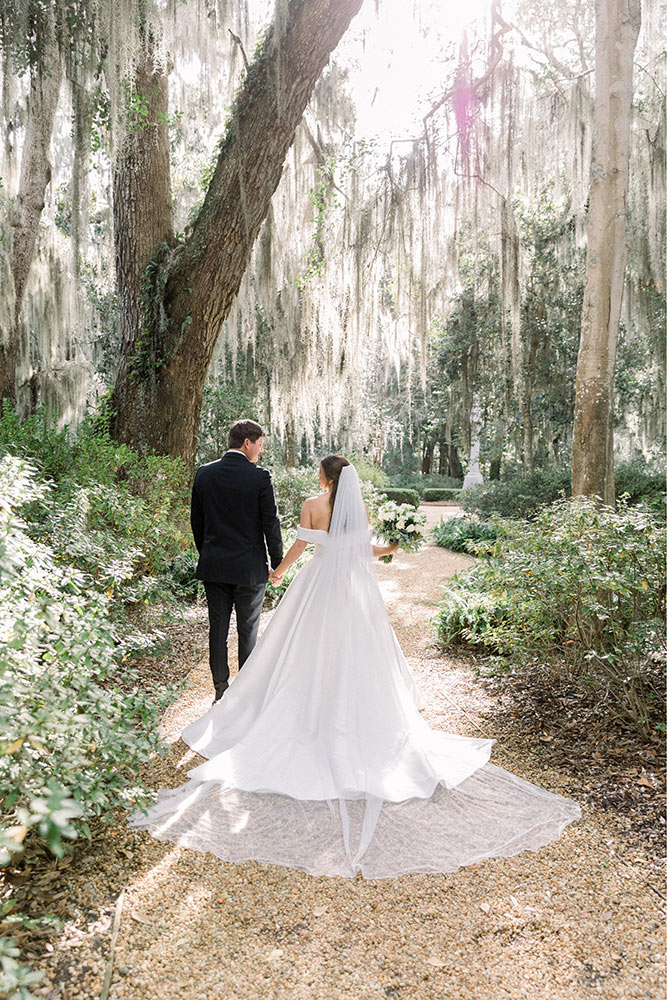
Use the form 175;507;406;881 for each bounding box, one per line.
228;419;265;450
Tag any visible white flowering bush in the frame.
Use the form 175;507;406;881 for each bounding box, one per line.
373;500;427;562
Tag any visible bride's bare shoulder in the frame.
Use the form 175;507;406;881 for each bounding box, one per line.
300;494;330;531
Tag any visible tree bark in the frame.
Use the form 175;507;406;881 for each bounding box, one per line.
111;50;174;418
521;309;541;473
421;439;434;475
438;431;447;475
571;0;641;503
0;57;62;407
109;0;363;468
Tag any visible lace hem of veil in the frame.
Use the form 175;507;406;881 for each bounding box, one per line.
130;764;581;879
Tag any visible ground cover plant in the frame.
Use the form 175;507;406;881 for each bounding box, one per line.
435;496;665;737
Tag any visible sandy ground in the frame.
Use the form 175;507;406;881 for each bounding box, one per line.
36;506;665;1000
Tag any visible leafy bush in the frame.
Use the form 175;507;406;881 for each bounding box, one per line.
434;497;666;735
0;455;167;858
460;464;665;521
615;462;665;509
0;411;193;986
389;473;463;495
423;488;461;502
346;454;389;489
271;467;320;529
0;407;192;611
168;545;201;598
461;469;571;519
380;488;420;508
264;529;309;607
431;516;502;554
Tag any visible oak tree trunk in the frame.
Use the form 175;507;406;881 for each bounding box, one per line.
571;0;641;503
0;57;62;407
521;314;541;473
111;50;174;429
109;0;363;469
421;440;434;475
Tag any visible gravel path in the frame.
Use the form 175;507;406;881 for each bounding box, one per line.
41;507;665;1000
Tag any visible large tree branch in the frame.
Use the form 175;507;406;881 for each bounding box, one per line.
167;0;364;360
109;0;363;465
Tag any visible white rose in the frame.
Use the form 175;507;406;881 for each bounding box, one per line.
406;524;415;533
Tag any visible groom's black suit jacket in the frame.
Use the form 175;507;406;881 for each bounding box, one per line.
191;452;283;585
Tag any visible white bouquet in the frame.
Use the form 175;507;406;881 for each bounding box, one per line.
374;501;427;563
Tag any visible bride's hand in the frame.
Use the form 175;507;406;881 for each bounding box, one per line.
269;570;284;586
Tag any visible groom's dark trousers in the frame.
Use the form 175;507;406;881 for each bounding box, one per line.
191;452;283;700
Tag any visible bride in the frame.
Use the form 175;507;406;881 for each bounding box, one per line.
131;457;580;878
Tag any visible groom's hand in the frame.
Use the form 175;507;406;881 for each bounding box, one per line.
269;570;284;586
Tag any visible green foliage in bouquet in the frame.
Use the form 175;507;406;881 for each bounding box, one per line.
431;516;503;554
434;497;666;735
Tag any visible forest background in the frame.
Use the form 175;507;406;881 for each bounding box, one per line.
0;0;665;994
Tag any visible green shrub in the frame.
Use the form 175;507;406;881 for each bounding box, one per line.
168;545;201;598
434;497;666;735
461;470;571;519
615;462;665;508
389;473;463;495
460;464;665;521
0;407;192;610
431;516;502;554
270;467;320;529
423;488;462;502
347;454;389;489
380;488;420;508
0;456;167;860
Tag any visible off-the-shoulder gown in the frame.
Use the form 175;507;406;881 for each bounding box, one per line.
131;522;580;878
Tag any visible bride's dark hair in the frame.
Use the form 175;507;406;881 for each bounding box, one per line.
320;455;350;519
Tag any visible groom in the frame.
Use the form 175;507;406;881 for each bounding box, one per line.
191;419;283;701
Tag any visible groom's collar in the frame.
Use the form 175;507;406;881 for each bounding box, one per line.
225;449;250;461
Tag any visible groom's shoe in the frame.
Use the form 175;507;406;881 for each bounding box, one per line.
213;684;228;705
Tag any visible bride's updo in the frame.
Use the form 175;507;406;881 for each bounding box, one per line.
320;454;350;516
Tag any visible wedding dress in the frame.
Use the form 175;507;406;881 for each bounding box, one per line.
131;466;580;878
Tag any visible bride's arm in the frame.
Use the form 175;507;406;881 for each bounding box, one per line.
364;504;397;559
372;542;398;558
268;502;311;584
